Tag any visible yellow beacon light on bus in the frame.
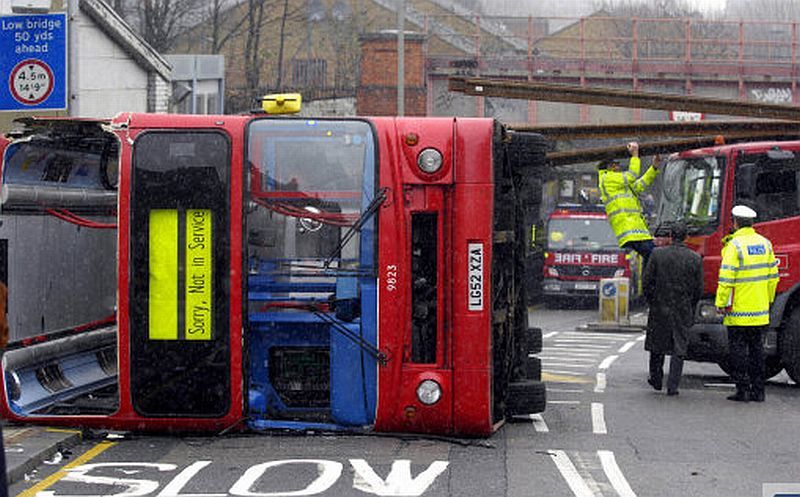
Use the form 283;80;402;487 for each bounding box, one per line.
261;93;302;115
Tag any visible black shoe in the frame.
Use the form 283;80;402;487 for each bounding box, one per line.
727;392;749;402
667;390;679;396
749;392;765;402
647;377;662;391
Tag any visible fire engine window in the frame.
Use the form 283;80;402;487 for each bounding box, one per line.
738;153;800;222
659;156;724;234
129;130;231;417
546;218;618;251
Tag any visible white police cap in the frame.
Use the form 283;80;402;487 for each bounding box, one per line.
732;205;757;219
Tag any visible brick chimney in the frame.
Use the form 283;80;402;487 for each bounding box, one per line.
357;32;427;116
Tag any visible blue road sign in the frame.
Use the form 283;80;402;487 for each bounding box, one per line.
0;13;67;111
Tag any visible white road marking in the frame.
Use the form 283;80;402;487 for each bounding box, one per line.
530;414;550;432
550;451;595;497
617;341;637;353
594;372;606;393
541;362;594;368
598;355;619;370
548;400;581;404
636;334;646;341
553;341;614;348
548;388;584;393
543;331;560;338
598;450;638;497
562;332;633;339
543;369;589;376
704;383;736;388
543;347;602;357
591;403;607;434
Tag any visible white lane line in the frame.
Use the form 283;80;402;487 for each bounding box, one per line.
530;414;549;432
617;341;637;353
541;357;596;363
594;372;606;393
553;341;614;347
598;450;638;497
543;331;560;338
598;355;619;370
548;400;581;405
548;388;584;393
591;403;607;434
704;383;735;388
550;451;595;497
541;351;602;357
636;334;646;341
542;363;593;368
543;369;589;376
562;333;633;340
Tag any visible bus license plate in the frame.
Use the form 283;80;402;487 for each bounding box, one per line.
468;243;484;311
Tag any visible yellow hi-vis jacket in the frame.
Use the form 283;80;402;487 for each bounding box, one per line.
598;156;659;247
715;227;779;326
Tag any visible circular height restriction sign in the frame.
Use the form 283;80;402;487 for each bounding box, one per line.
9;59;54;106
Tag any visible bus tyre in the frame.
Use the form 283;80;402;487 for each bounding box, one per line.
780;306;800;384
506;380;546;415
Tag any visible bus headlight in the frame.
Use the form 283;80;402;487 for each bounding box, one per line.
416;379;442;405
417;148;443;174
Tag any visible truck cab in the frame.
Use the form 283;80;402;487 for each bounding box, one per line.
541;204;641;307
654;140;800;382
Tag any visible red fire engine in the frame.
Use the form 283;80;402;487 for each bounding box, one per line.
542;204;642;307
654;140;800;382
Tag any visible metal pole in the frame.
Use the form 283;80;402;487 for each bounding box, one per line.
397;0;405;116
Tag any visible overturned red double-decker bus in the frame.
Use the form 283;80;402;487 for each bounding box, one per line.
0;105;545;436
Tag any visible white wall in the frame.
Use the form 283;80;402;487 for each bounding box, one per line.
70;5;150;117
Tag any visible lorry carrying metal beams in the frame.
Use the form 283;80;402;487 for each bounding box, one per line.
653;140;800;382
0;98;547;436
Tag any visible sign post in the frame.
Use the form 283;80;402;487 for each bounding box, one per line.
0;12;67;111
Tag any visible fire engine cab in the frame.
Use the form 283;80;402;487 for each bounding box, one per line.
541;204;641;306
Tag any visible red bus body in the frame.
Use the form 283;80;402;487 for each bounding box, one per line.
0;114;545;436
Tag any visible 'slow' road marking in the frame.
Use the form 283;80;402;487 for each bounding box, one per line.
18;441;117;497
598;450;638;497
591;403;607;434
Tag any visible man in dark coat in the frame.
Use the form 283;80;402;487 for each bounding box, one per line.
643;221;704;395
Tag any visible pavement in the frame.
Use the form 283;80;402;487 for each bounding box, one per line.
3;424;85;485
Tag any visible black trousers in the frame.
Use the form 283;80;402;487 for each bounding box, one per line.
649;352;684;392
727;325;766;397
622;239;654;269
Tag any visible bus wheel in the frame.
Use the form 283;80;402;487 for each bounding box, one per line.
780;306;800;384
506;380;546;415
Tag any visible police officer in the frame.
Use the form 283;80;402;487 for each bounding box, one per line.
715;205;779;402
598;142;661;268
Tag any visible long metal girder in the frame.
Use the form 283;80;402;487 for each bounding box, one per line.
449;77;800;121
543;132;800;166
508;120;800;140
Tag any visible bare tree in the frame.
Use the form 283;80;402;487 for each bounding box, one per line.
206;0;249;54
243;0;268;100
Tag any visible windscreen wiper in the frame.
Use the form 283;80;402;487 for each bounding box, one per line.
323;187;388;270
